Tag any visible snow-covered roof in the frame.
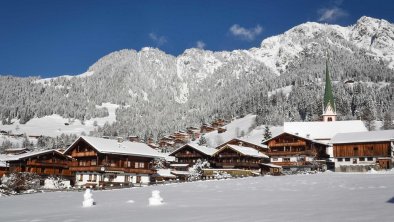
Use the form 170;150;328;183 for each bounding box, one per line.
65;136;163;159
5;149;68;161
0;160;6;168
217;138;268;150
170;163;189;167
169;143;217;157
163;154;176;162
171;170;190;176
330;130;394;144
154;169;176;178
260;163;282;168
284;120;368;141
214;145;269;158
262;132;329;146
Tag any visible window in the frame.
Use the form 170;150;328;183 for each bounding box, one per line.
338;158;343;162
79;174;83;181
283;158;290;162
367;157;373;161
125;175;129;182
93;174;97;182
135;162;145;168
345;158;350;162
139;162;145;168
272;158;278;161
353;158;357;164
91;159;97;166
359;157;365;161
127;161;131;167
88;174;92;182
135;162;139;168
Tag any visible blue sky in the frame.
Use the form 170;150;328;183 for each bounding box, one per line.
0;0;393;78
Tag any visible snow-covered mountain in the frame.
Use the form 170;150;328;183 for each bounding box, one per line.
0;16;393;138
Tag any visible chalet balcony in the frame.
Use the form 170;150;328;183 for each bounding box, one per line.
217;154;242;158
69;163;154;174
215;162;261;168
268;150;314;157
26;160;69;168
272;161;309;166
72;151;97;157
269;141;306;147
175;154;203;158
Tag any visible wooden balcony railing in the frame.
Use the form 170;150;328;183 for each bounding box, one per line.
215;162;261;168
27;161;69;168
69;165;154;174
71;151;97;157
175;154;203;158
271;161;309;166
268;141;306;147
268;150;314;157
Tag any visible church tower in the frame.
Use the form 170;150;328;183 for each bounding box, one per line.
322;59;337;122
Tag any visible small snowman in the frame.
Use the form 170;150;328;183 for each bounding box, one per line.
148;190;164;206
82;188;96;207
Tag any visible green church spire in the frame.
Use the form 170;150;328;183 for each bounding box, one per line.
323;59;336;113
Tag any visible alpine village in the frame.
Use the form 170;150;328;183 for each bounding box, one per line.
1;60;393;190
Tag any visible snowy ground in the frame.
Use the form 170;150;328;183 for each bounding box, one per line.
1;173;393;222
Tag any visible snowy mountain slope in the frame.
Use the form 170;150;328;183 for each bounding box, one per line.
0;16;393;139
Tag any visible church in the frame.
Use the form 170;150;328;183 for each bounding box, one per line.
263;59;368;171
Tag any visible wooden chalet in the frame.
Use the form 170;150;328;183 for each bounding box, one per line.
186;126;201;140
159;136;176;148
64;136;163;188
263;132;329;170
6;150;73;179
212;144;269;170
3;147;30;155
217;138;269;153
260;163;283;176
173;131;190;143
200;124;215;134
331;130;394;172
169;144;216;166
211;119;227;129
127;135;140;142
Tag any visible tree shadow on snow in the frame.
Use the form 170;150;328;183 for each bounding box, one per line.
387;197;394;204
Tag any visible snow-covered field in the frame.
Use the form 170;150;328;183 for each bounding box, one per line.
0;103;118;138
1;173;393;222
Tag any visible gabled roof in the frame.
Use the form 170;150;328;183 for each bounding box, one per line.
5;149;70;162
262;132;328;146
284;120;367;141
217;138;268;150
214;144;269;158
330;130;394;144
169;143;217;157
64;136;163;159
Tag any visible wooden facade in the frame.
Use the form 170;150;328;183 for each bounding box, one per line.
333;142;391;158
264;133;328;167
169;144;213;166
65;139;155;174
333;141;392;169
7;150;73;178
64;137;157;187
212;145;267;170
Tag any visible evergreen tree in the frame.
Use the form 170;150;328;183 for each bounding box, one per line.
198;135;207;146
382;112;394;130
263;125;272;141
